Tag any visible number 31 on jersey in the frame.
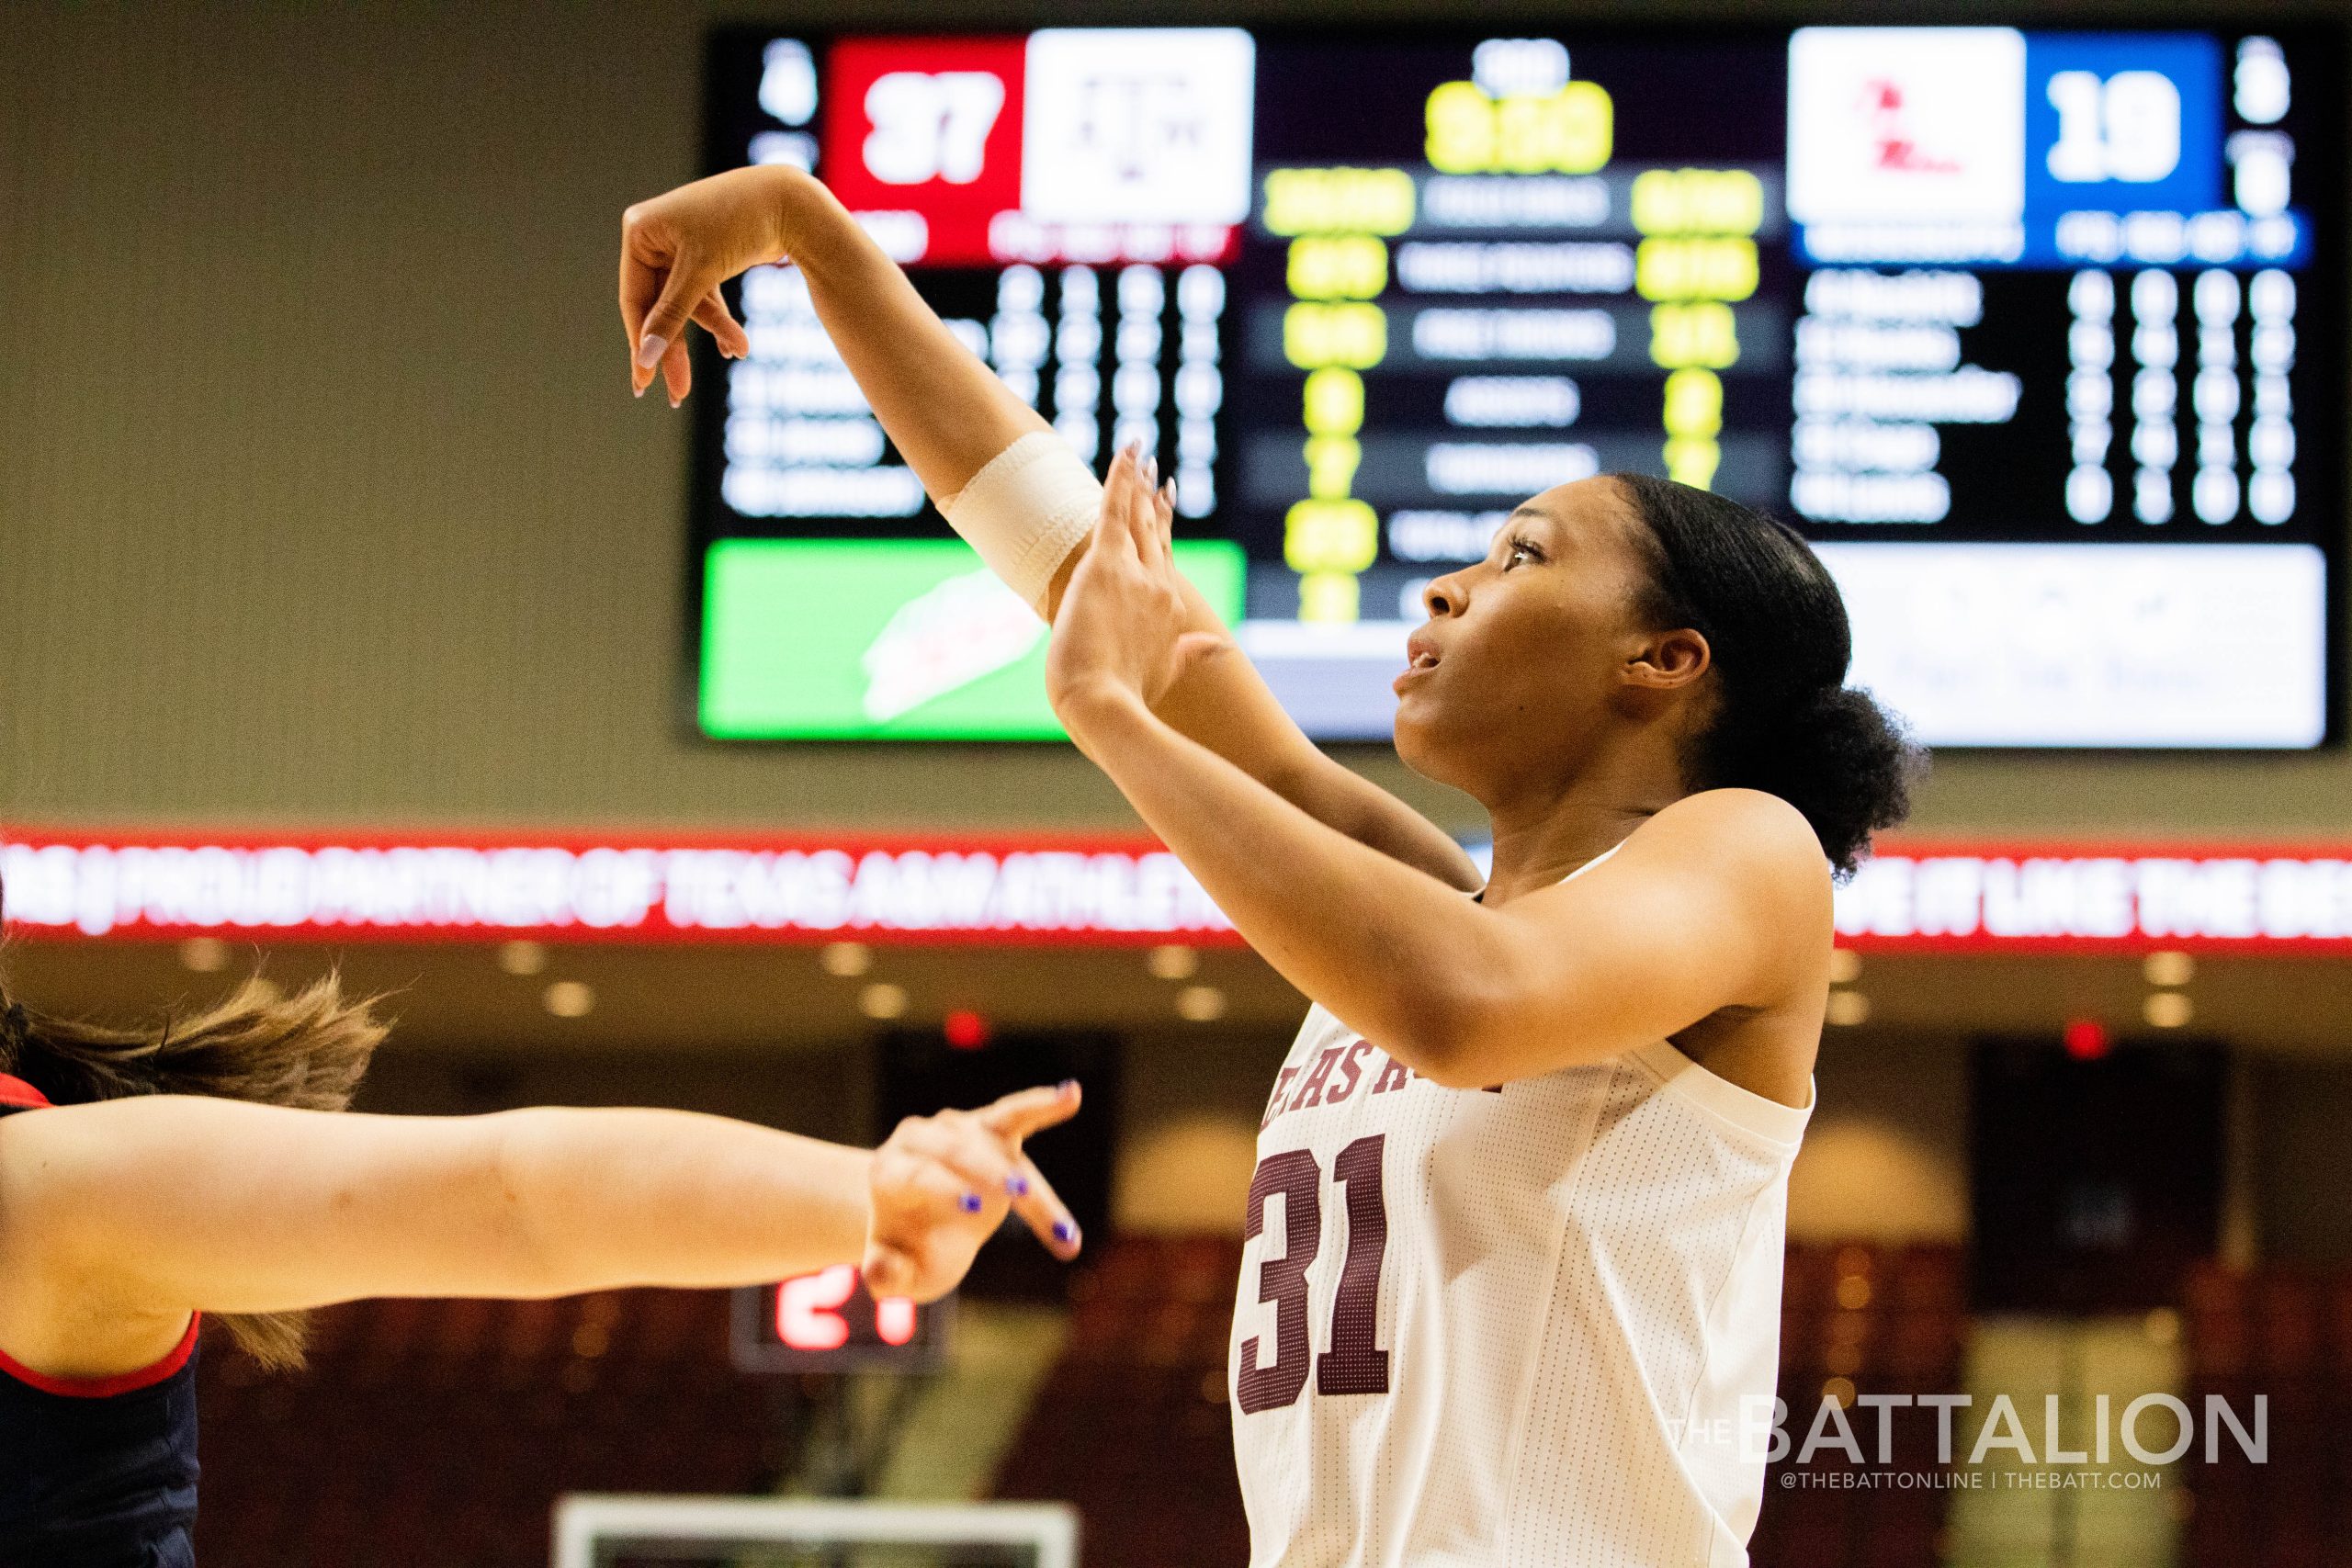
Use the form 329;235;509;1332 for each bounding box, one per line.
1239;1134;1391;1413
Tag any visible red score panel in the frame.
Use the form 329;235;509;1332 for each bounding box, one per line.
821;36;1027;265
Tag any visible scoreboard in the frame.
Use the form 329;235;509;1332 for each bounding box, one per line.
692;25;2341;749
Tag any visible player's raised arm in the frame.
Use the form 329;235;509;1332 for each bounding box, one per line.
0;1084;1079;1379
1042;456;1834;1103
616;166;1479;891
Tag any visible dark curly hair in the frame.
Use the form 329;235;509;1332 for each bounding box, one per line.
1612;472;1925;878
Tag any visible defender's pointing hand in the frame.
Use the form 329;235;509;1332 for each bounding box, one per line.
861;1079;1084;1303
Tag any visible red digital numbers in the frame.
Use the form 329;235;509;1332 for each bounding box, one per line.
776;1264;860;1350
772;1265;922;1356
820;37;1027;265
875;1295;919;1347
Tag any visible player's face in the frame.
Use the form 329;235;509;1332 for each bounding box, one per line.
1392;476;1666;798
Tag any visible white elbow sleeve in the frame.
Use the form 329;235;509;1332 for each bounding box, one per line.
941;432;1102;616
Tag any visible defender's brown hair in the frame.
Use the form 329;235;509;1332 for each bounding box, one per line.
0;947;388;1370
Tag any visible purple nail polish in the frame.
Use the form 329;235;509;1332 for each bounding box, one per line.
1053;1219;1078;1246
1007;1175;1031;1197
1059;1078;1079;1093
959;1192;983;1214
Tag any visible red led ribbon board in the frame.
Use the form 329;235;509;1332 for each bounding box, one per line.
0;827;1238;948
1834;840;2352;953
5;829;2350;952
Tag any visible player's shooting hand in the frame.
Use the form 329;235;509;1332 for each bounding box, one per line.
1046;447;1229;731
618;166;798;406
861;1080;1084;1303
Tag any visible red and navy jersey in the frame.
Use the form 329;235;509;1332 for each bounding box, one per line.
0;1073;202;1567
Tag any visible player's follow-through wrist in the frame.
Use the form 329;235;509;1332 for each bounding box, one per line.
943;431;1103;617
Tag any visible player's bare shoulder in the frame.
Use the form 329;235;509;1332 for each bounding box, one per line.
1629;787;1836;953
1654;787;1833;873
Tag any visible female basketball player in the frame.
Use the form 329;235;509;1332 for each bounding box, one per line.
0;960;1080;1565
620;164;1919;1566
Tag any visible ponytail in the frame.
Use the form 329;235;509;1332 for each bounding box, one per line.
0;931;388;1369
2;976;383;1114
1711;684;1920;882
1613;472;1925;877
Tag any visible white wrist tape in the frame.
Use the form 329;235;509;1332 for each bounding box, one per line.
941;431;1103;616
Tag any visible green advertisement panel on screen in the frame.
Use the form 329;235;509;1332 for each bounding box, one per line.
701;539;1248;740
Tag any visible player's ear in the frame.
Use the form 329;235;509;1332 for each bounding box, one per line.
1623;626;1711;691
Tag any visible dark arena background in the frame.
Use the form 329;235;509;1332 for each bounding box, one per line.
2;3;2349;1565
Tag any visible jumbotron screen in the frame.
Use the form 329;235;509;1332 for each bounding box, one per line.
691;25;2341;748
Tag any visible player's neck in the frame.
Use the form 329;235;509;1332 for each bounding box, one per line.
1477;749;1687;907
1479;810;1640;906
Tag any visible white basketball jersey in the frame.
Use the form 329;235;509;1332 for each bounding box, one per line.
1228;887;1812;1566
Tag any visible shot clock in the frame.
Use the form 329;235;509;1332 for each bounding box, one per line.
729;1266;952;1374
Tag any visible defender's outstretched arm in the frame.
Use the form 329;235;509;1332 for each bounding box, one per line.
0;1084;1079;1381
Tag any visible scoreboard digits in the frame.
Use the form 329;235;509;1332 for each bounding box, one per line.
729;1266;948;1373
695;23;2339;750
